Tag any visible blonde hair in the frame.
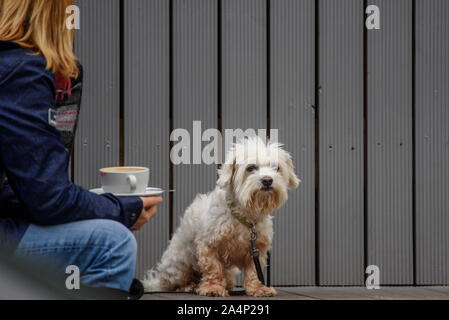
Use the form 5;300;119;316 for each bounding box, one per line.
0;0;79;79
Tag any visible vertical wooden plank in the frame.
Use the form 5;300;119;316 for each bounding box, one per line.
124;0;170;278
74;0;120;189
367;0;414;285
221;0;267;133
270;0;315;285
319;0;364;285
172;0;218;229
416;0;449;285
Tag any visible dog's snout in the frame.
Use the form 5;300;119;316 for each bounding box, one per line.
261;176;273;187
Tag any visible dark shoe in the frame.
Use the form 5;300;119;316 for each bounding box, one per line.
76;278;144;300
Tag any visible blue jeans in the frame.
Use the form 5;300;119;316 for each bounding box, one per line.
13;219;137;292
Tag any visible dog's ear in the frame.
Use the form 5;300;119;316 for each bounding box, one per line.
217;151;237;188
283;151;300;189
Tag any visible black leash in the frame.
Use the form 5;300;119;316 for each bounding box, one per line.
226;194;265;285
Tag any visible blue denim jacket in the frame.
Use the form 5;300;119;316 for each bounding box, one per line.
0;41;142;250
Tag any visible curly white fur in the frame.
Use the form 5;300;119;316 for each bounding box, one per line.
143;136;300;296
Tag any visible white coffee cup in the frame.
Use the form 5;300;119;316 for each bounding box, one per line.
100;167;149;194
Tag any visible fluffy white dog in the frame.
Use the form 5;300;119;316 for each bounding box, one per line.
143;136;300;296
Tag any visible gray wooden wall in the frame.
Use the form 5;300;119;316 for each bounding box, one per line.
74;0;449;286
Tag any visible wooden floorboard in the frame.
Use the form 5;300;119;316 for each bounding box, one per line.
142;287;449;300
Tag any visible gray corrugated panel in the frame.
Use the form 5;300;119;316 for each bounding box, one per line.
74;0;120;189
416;0;449;285
123;0;170;279
172;0;218;230
270;0;315;285
367;0;413;285
221;0;267;135
319;0;364;285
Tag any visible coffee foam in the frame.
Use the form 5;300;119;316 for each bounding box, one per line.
101;167;147;173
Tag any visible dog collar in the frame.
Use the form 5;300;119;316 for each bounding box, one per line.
226;195;255;229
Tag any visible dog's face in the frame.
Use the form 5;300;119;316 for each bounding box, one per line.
217;136;300;217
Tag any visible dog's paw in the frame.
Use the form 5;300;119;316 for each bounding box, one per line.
197;284;229;297
246;285;276;297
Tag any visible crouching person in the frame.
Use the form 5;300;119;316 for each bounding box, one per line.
0;0;162;299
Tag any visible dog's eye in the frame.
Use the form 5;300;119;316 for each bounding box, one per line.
277;165;280;172
246;165;257;173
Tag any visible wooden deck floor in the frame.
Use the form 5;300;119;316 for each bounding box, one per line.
142;287;449;300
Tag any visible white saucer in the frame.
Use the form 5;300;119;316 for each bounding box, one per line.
89;187;164;197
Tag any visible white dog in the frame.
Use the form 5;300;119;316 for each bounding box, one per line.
143;136;300;296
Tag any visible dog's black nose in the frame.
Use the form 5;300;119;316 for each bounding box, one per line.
261;177;273;187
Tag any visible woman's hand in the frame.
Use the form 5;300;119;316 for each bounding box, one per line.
130;196;163;231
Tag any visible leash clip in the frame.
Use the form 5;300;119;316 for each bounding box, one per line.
250;229;259;258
